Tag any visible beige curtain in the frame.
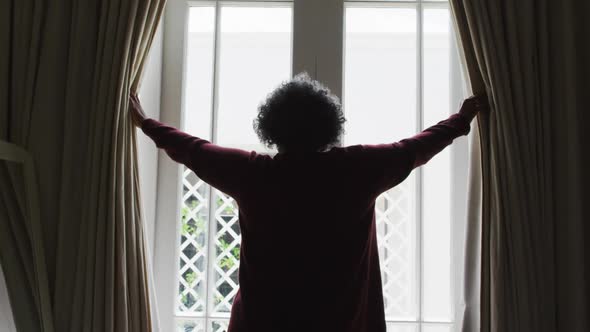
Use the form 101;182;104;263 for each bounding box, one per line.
450;1;589;331
0;1;165;331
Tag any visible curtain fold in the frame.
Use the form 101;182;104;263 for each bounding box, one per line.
450;0;589;331
460;119;482;332
0;1;166;331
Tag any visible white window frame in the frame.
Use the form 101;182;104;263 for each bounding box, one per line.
154;0;469;331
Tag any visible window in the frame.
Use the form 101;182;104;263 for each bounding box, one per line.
177;3;293;331
344;3;465;331
158;1;467;331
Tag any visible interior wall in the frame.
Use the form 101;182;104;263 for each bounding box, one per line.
0;263;16;332
138;22;164;257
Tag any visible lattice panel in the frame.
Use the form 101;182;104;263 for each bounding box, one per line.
211;190;241;313
178;169;415;321
375;178;416;319
175;319;230;332
210;319;230;332
178;168;210;313
176;318;205;332
177;168;242;318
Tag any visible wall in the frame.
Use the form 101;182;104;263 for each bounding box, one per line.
138;23;164;256
0;264;16;332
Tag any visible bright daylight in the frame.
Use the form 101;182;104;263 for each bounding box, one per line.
176;2;463;332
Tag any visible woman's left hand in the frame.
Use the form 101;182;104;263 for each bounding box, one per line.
129;93;147;127
459;94;488;120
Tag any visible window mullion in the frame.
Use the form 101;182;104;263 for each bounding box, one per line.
205;1;223;328
210;2;222;146
416;0;425;329
293;0;344;146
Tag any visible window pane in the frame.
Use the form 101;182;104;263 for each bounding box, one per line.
210;319;230;332
422;323;452;332
211;189;240;314
184;6;215;139
375;177;418;321
344;7;417;145
422;7;453;322
385;322;453;332
387;322;418;332
178;6;216;316
176;318;205;332
216;6;292;151
210;5;293;315
178;168;210;314
344;6;419;321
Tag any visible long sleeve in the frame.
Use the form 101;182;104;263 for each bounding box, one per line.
399;112;473;168
141;118;254;197
348;111;475;196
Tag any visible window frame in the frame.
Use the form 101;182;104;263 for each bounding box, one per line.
155;0;469;331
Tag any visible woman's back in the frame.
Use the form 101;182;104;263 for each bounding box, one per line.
228;148;403;332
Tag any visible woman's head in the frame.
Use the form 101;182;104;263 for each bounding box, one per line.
254;73;346;153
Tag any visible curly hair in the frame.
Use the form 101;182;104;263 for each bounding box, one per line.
253;73;346;152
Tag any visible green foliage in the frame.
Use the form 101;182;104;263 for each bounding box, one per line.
181;200;206;237
217;239;240;270
217;196;235;214
185;271;198;286
231;247;240;259
180;293;196;309
180;186;242;310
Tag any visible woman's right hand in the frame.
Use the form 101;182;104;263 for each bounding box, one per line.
129;93;147;127
459;94;489;120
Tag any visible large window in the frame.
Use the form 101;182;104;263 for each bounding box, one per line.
159;1;467;331
177;3;292;331
344;3;464;331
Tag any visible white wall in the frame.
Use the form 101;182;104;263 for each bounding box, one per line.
153;2;188;329
138;20;164;332
138;22;164;256
0;264;16;332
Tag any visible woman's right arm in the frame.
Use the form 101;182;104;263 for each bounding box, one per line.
398;96;484;168
130;94;254;197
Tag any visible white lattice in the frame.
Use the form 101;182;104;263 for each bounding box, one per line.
211;319;230;332
376;179;414;318
176;318;205;332
178;168;242;318
212;190;241;313
178;168;210;313
178;169;414;320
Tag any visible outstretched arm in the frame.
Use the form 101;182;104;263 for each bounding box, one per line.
399;95;486;168
351;95;487;196
129;93;253;197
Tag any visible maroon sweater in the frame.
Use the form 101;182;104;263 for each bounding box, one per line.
141;111;474;332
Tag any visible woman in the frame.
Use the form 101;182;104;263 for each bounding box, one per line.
130;73;486;332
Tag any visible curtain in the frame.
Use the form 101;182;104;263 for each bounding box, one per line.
450;1;589;331
0;1;166;331
459;119;482;332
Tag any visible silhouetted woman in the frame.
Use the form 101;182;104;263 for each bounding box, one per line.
130;73;485;332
